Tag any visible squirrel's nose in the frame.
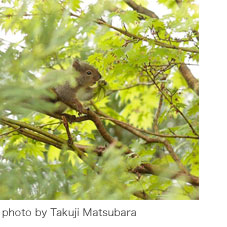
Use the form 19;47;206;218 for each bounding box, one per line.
98;73;102;80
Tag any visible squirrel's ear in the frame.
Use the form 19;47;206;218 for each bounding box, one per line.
72;59;81;71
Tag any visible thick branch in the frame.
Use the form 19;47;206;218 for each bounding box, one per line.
0;117;85;158
133;191;149;200
192;30;199;41
124;0;159;19
0;116;198;186
87;109;116;143
179;63;199;95
93;107;196;179
97;113;198;139
55;94;116;144
175;0;182;7
1;117;65;144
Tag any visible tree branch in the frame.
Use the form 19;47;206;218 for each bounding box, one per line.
0;116;198;186
175;0;182;7
179;63;199;95
0;127;20;137
133;191;149;200
91;97;198;140
145;72;199;137
55;94;116;144
124;0;159;19
153;94;163;133
0;117;85;158
96;19;199;54
92;105;198;183
107;82;155;95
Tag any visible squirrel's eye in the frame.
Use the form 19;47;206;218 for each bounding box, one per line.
86;70;92;75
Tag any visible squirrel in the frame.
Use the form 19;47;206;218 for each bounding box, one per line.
44;59;102;115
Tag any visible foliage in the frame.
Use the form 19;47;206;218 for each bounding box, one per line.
0;0;199;200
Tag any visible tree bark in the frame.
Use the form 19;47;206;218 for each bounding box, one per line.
179;63;199;95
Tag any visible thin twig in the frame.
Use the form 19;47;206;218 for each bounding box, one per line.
145;70;199;137
107;82;154;95
38;122;61;128
153;94;163;133
95;18;199;54
0;127;20;138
